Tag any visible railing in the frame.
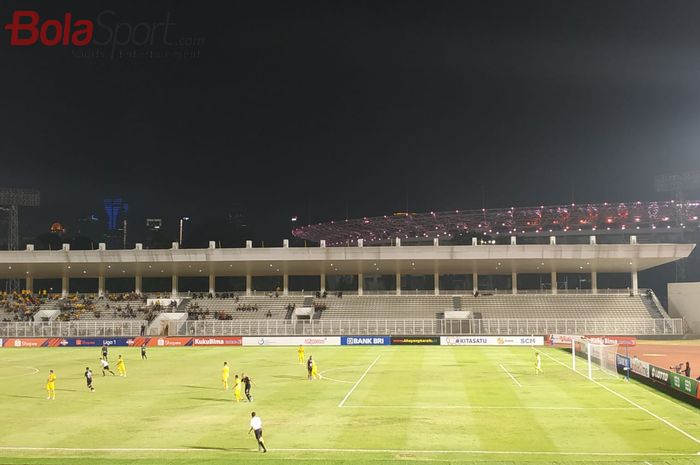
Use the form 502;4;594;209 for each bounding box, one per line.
0;317;684;338
647;289;671;318
0;320;147;338
173;318;685;337
183;288;653;298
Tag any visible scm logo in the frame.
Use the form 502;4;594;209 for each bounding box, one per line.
4;11;93;46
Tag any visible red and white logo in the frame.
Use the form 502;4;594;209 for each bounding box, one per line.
4;11;93;46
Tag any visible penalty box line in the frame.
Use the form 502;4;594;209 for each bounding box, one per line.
498;363;522;387
338;354;381;408
538;349;700;446
0;446;697;457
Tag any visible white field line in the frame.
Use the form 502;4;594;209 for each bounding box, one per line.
319;375;354;384
498;363;522;387
341;405;636;410
338;355;381;408
274;448;699;456
318;368;356;384
539;349;700;446
0;366;39;379
0;446;696;457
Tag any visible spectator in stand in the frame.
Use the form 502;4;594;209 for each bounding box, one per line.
684;362;691;378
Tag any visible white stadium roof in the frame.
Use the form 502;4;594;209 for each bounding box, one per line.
0;243;693;279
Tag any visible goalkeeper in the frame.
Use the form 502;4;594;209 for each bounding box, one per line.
535;351;543;375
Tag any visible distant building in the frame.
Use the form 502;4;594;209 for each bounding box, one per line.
103;198;129;249
103;198;128;231
77;214;101;240
146;218;162;231
145;218;168;248
228;207;248;229
49;222;65;234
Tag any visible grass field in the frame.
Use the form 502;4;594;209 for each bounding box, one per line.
1;346;699;465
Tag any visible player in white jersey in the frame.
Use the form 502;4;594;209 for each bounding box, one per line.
248;412;267;452
100;358;116;376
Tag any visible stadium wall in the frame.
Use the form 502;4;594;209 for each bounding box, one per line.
668;282;700;333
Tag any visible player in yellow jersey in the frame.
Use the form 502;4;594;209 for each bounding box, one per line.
222;362;230;390
233;374;242;402
46;370;56;400
116;354;127;377
311;358;319;380
535;351;543;375
297;344;305;364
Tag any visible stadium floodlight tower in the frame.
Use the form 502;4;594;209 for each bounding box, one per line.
0;188;40;291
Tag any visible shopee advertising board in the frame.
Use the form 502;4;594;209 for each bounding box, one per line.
441;336;544;346
242;336;340;346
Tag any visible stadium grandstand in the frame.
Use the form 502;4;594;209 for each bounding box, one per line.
292;200;700;245
0;200;695;338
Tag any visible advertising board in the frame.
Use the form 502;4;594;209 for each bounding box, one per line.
441;336;544;346
650;365;671;384
616;354;630;371
391;336;440;345
341;336;391;346
242;336;340;346
585;336;636;347
192;337;242;346
630;356;650;378
668;371;698;397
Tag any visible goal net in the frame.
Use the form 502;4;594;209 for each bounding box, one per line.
572;337;619;380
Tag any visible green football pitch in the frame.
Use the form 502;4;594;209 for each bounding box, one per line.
1;346;699;465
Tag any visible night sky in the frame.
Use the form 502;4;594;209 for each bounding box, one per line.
2;0;700;244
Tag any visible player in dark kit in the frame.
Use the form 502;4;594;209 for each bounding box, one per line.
101;343;108;361
85;367;95;391
307;356;314;381
141;344;147;360
241;373;256;402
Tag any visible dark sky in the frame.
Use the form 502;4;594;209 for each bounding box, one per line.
2;0;700;243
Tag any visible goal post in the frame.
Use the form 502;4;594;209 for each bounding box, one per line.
572;337;619;380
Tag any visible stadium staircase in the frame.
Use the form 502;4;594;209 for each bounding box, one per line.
640;290;670;318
